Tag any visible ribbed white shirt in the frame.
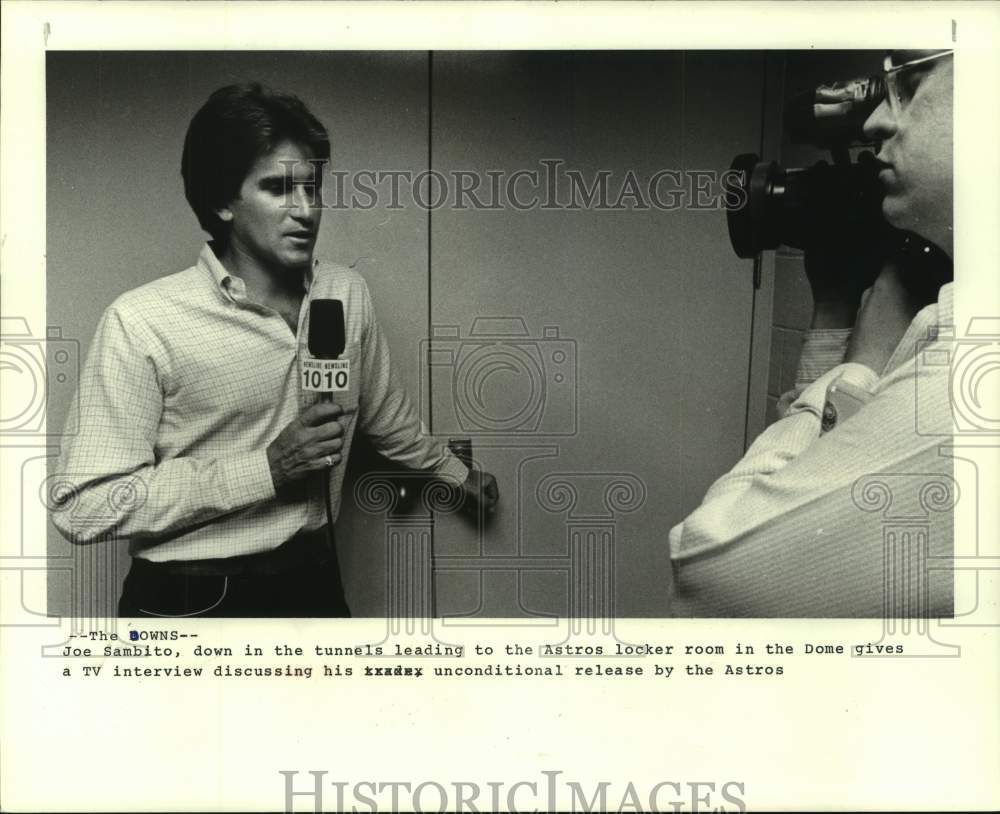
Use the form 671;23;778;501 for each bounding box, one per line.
53;244;468;561
670;283;955;617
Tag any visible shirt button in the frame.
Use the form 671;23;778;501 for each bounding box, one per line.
821;401;838;432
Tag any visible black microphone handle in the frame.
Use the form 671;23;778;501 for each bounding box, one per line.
307;298;346;547
318;390;335;526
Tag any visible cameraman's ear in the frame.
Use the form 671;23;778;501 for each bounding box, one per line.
214;206;234;224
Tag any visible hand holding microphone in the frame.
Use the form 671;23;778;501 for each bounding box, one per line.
267;298;348;492
266;402;345;490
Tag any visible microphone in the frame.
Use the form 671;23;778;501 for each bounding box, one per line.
307;299;346;403
308;298;346;360
306;298;347;537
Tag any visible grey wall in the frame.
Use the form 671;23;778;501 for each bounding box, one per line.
428;52;766;619
46;51;775;618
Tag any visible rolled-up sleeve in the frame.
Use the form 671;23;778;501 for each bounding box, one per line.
667;321;951;617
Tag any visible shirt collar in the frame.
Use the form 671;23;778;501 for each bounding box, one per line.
198;243;233;294
936;280;953;325
197;242;317;304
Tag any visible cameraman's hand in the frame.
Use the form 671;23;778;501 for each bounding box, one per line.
460;468;499;515
805;241;884;329
266;402;345;491
845;263;923;375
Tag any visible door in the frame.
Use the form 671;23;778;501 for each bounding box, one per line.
427;52;767;618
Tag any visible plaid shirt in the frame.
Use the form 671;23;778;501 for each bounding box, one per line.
53;244;467;561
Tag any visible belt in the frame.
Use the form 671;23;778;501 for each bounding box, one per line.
130;527;335;577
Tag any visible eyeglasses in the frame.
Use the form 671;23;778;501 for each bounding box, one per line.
882;50;953;116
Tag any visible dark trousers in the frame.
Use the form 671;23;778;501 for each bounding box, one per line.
118;528;351;618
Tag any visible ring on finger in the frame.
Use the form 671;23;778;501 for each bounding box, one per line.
324;455;334;468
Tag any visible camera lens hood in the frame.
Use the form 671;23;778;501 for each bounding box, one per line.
726;153;782;259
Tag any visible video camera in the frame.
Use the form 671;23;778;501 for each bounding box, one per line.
725;70;950;282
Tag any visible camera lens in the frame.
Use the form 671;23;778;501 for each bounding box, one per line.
725;151;887;258
726;153;776;259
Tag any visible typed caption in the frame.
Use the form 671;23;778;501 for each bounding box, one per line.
54;630;907;681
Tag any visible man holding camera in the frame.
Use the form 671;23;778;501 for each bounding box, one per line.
53;83;498;617
669;50;955;616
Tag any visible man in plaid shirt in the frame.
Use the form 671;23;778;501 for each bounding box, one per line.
54;83;498;617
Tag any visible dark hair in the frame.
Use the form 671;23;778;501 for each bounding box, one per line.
181;83;330;243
